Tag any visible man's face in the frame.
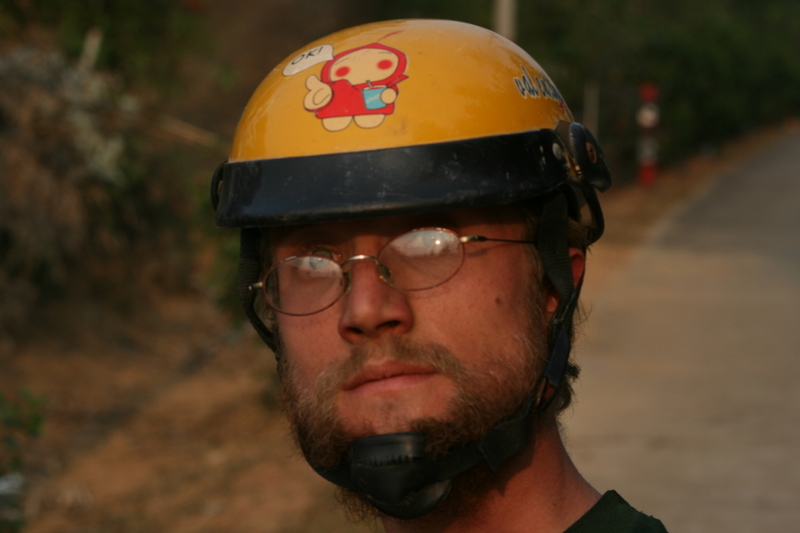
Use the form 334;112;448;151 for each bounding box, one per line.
271;207;550;467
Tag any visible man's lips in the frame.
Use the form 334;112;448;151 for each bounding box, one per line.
342;360;438;392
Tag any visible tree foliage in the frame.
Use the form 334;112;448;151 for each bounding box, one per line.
1;0;205;88
0;2;212;335
368;0;800;176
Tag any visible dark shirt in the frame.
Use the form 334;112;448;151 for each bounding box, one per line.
565;491;668;532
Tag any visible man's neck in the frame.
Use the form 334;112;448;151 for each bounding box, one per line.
380;416;600;533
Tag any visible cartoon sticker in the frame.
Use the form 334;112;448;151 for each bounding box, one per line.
299;43;409;132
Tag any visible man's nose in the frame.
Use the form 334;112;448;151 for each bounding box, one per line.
337;258;414;343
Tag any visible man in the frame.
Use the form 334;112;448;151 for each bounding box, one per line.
211;19;667;532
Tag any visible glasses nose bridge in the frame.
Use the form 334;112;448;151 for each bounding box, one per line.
340;254;380;269
339;254;391;289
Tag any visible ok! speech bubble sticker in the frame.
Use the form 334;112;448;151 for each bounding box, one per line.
283;45;334;76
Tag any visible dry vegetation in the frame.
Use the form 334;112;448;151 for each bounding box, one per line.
0;34;200;341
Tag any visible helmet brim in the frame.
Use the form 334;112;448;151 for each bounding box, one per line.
214;129;570;228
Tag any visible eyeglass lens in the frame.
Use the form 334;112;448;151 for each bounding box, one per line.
263;228;465;316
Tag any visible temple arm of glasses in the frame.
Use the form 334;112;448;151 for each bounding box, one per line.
460;235;537;245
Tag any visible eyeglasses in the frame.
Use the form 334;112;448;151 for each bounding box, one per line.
252;227;535;316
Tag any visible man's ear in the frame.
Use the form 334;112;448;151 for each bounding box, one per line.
545;247;586;314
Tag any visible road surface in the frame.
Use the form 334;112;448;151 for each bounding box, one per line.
565;130;800;532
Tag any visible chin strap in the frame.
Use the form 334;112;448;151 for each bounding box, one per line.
313;392;541;520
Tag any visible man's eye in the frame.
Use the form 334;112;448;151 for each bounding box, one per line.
293;255;339;275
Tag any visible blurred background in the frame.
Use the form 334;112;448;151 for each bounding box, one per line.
1;0;799;531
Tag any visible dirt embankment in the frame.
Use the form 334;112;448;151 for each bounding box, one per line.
2;123;796;532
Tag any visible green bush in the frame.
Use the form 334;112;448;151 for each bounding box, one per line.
0;391;44;532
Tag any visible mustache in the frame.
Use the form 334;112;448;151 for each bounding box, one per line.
313;337;468;400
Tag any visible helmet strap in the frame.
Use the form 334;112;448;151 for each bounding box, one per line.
238;228;278;355
536;191;584;396
313;389;544;520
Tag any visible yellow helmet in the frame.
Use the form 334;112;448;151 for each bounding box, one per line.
212;19;610;232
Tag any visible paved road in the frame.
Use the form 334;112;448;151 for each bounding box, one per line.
565;131;800;532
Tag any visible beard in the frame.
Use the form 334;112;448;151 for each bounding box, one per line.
278;295;548;522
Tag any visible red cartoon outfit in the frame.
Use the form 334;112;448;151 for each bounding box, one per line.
313;43;409;120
